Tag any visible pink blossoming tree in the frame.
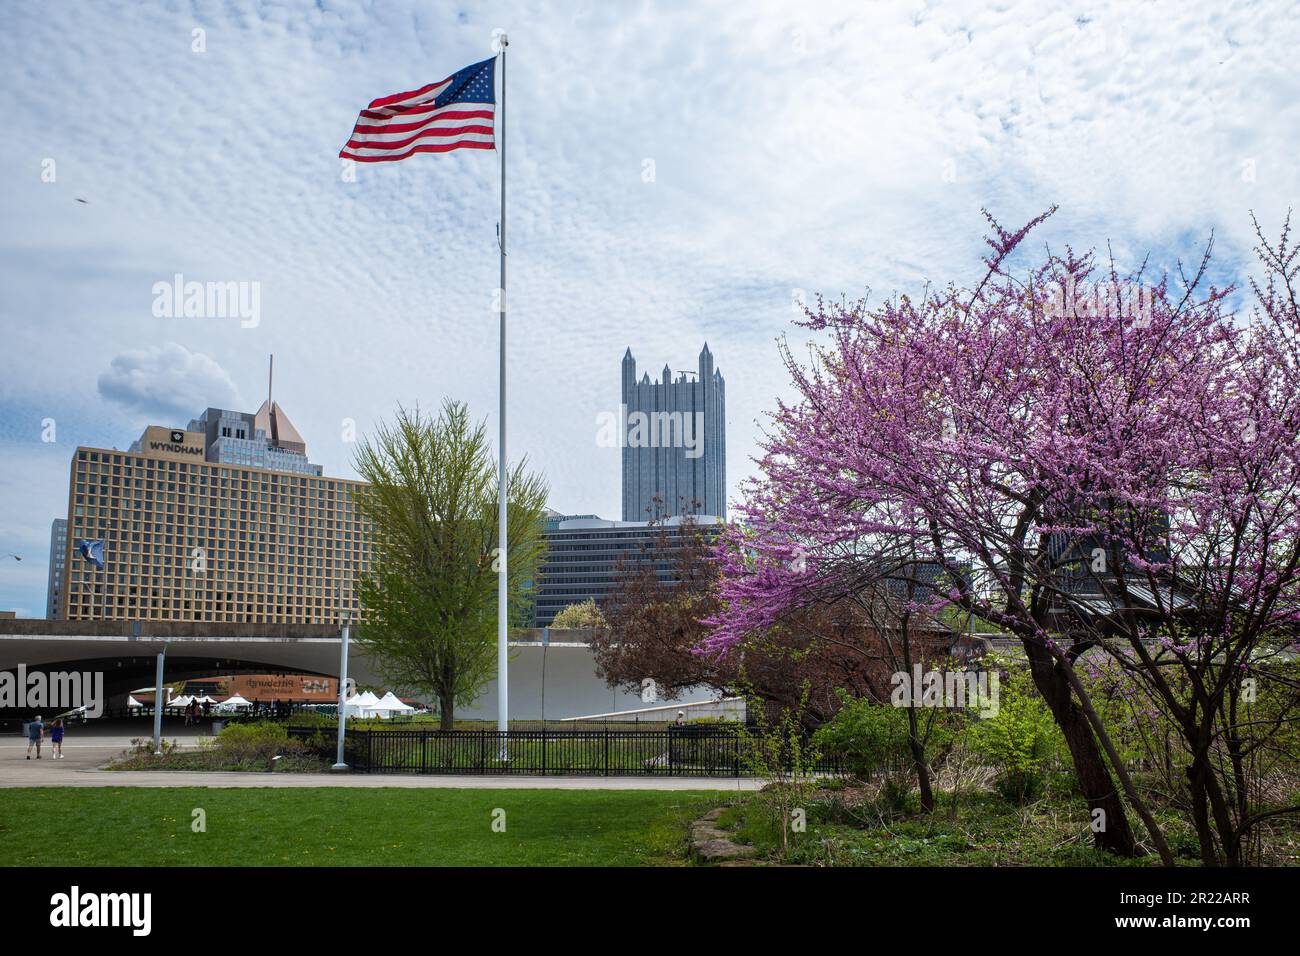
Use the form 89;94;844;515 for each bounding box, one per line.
709;208;1300;863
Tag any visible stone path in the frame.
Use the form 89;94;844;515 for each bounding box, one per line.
689;806;759;863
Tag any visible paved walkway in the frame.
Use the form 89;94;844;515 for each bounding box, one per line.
0;736;761;791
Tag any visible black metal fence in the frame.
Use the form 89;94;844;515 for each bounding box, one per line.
286;725;838;777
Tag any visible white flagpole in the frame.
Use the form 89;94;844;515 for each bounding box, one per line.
496;35;510;759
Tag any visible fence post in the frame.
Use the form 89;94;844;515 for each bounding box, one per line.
667;728;674;777
603;727;609;776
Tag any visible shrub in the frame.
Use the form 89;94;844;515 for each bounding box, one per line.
812;693;915;780
215;721;305;763
736;682;821;860
551;598;607;629
967;669;1060;804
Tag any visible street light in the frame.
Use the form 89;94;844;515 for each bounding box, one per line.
332;612;352;771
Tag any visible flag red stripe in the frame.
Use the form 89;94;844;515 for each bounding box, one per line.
367;78;449;110
347;123;493;151
352;108;494;135
340;140;495;162
360;99;464;121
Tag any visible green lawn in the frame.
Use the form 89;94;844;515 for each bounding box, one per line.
0;788;724;867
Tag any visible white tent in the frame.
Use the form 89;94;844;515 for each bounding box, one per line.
217;695;252;711
194;695;219;704
372;692;414;717
170;695;194;709
344;692;373;718
345;691;382;718
127;695;142;708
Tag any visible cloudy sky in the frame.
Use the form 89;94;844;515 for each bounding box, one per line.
1;0;1298;616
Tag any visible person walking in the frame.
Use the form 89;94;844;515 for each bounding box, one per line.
50;718;65;759
25;714;44;759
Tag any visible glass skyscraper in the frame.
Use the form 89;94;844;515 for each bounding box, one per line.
620;343;726;520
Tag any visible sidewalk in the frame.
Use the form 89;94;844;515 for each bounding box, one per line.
0;737;761;791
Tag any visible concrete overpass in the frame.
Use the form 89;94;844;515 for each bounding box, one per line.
0;620;718;720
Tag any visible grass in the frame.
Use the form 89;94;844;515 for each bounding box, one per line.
0;788;724;867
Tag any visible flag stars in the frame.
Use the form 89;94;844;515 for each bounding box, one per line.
435;59;495;109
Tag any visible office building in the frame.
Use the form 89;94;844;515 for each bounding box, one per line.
533;514;719;627
46;518;67;620
61;399;368;624
621;344;726;520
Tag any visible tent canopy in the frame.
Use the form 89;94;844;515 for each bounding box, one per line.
344;690;405;718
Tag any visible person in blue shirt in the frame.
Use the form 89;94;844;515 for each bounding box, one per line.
50;719;65;759
26;714;44;759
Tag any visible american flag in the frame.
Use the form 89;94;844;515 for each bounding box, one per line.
340;56;496;163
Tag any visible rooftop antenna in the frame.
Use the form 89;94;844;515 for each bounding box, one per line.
267;354;279;445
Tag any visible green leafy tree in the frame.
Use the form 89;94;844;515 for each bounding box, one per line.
352;402;548;730
551;598;606;629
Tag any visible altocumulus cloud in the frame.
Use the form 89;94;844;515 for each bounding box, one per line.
2;0;1299;624
97;343;242;422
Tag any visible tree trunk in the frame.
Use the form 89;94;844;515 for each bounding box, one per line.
1186;739;1239;866
908;723;935;813
1186;757;1221;866
898;607;933;812
1024;642;1140;856
439;689;455;731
